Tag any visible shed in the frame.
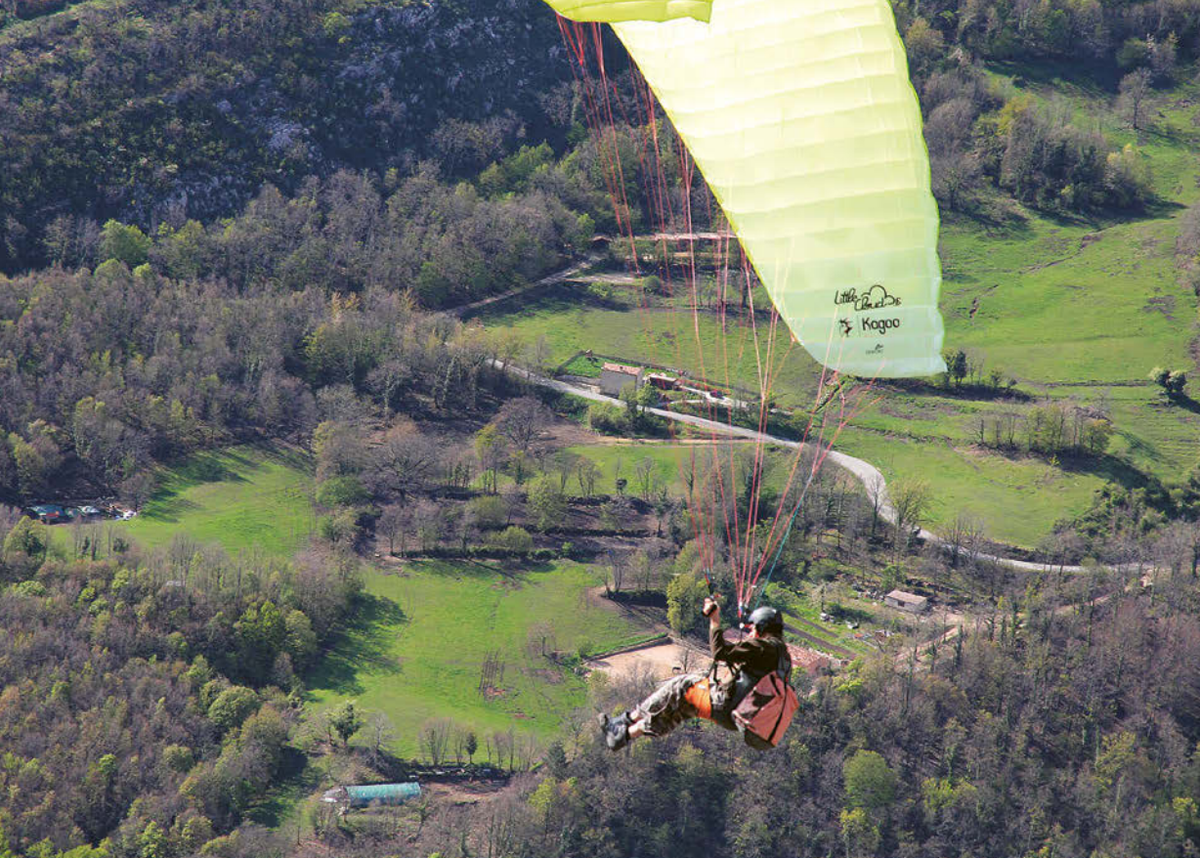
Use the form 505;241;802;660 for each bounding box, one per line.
323;782;421;810
599;362;644;397
884;589;929;613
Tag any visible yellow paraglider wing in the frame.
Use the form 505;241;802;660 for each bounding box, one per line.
547;0;946;378
539;0;711;23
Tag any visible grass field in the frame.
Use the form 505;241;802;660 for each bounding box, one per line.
475;74;1200;548
475;285;824;407
305;558;646;758
120;445;315;557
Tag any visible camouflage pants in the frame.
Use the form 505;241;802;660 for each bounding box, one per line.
632;673;736;737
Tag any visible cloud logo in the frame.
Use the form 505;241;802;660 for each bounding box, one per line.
857;285;901;311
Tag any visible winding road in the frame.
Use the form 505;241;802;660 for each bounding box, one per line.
496;360;1093;575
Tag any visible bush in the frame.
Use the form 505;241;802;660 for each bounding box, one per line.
491;525;534;554
315;475;369;508
468;494;508;529
588;402;627;434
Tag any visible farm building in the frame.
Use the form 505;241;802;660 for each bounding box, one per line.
322;782;421;811
885;590;929;613
646;373;677;390
599;362;644;396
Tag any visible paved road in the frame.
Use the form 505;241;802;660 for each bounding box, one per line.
498;361;1098;574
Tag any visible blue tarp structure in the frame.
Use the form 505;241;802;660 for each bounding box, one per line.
337;782;422;808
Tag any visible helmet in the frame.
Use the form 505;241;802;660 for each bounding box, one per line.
747;606;783;636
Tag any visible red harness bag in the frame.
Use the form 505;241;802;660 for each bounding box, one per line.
731;650;800;750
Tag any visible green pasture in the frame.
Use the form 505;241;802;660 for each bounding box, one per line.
475;284;824;406
305;559;645;758
120;445;315;557
833;428;1104;548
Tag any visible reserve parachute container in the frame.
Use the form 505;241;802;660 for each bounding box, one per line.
542;0;946;378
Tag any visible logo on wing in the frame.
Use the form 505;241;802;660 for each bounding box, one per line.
833;284;902;312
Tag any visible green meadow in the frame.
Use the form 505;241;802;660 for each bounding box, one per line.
474;74;1200;548
120;445;316;557
305;559;645;758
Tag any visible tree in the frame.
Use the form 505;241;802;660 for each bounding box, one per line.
120;471;155;512
419;718;453;765
366;711;396;759
372;420;437;501
468;495;507;530
551;449;582;492
377;503;408;554
494;397;550;459
1083;419;1114;456
575;458;599;497
3;517;47;560
475;424;508;494
527;475;566;532
890;478;931;558
1118;68;1153;130
634;457;655;499
843;750;898;813
329;701;364;748
666;569;709;634
208;686;260;734
99;219;150;267
492;526;533;554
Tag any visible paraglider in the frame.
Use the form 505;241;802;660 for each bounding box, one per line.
540;0;947;750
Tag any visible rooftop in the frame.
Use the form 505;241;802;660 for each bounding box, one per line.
602;362;642;376
886;589;928;606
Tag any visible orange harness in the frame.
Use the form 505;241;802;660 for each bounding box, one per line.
684;677;713;720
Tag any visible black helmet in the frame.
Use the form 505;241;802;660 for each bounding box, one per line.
747;606;783;636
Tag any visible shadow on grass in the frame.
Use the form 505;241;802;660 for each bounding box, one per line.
468;280;628;321
306;593;408;696
139;496;202;523
245;746;318;829
1058;448;1155;491
987;57;1120;94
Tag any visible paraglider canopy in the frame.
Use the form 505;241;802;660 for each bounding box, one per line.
543;0;946;378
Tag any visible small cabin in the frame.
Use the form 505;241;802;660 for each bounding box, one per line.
599;362;644;397
884;589;929;614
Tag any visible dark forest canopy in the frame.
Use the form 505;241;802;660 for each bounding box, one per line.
0;0;1187;273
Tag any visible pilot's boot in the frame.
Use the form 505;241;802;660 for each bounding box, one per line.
598;711;632;751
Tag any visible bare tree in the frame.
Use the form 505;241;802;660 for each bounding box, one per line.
372;420;437;502
120;470;155;512
634;457;655;499
419;718;454;765
890;478;932;559
1118;68;1153;130
866;473;888;540
942;510;982;569
377;503;408;555
552;449;582;493
575;458;599;497
494;396;551;458
366;711;396;761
